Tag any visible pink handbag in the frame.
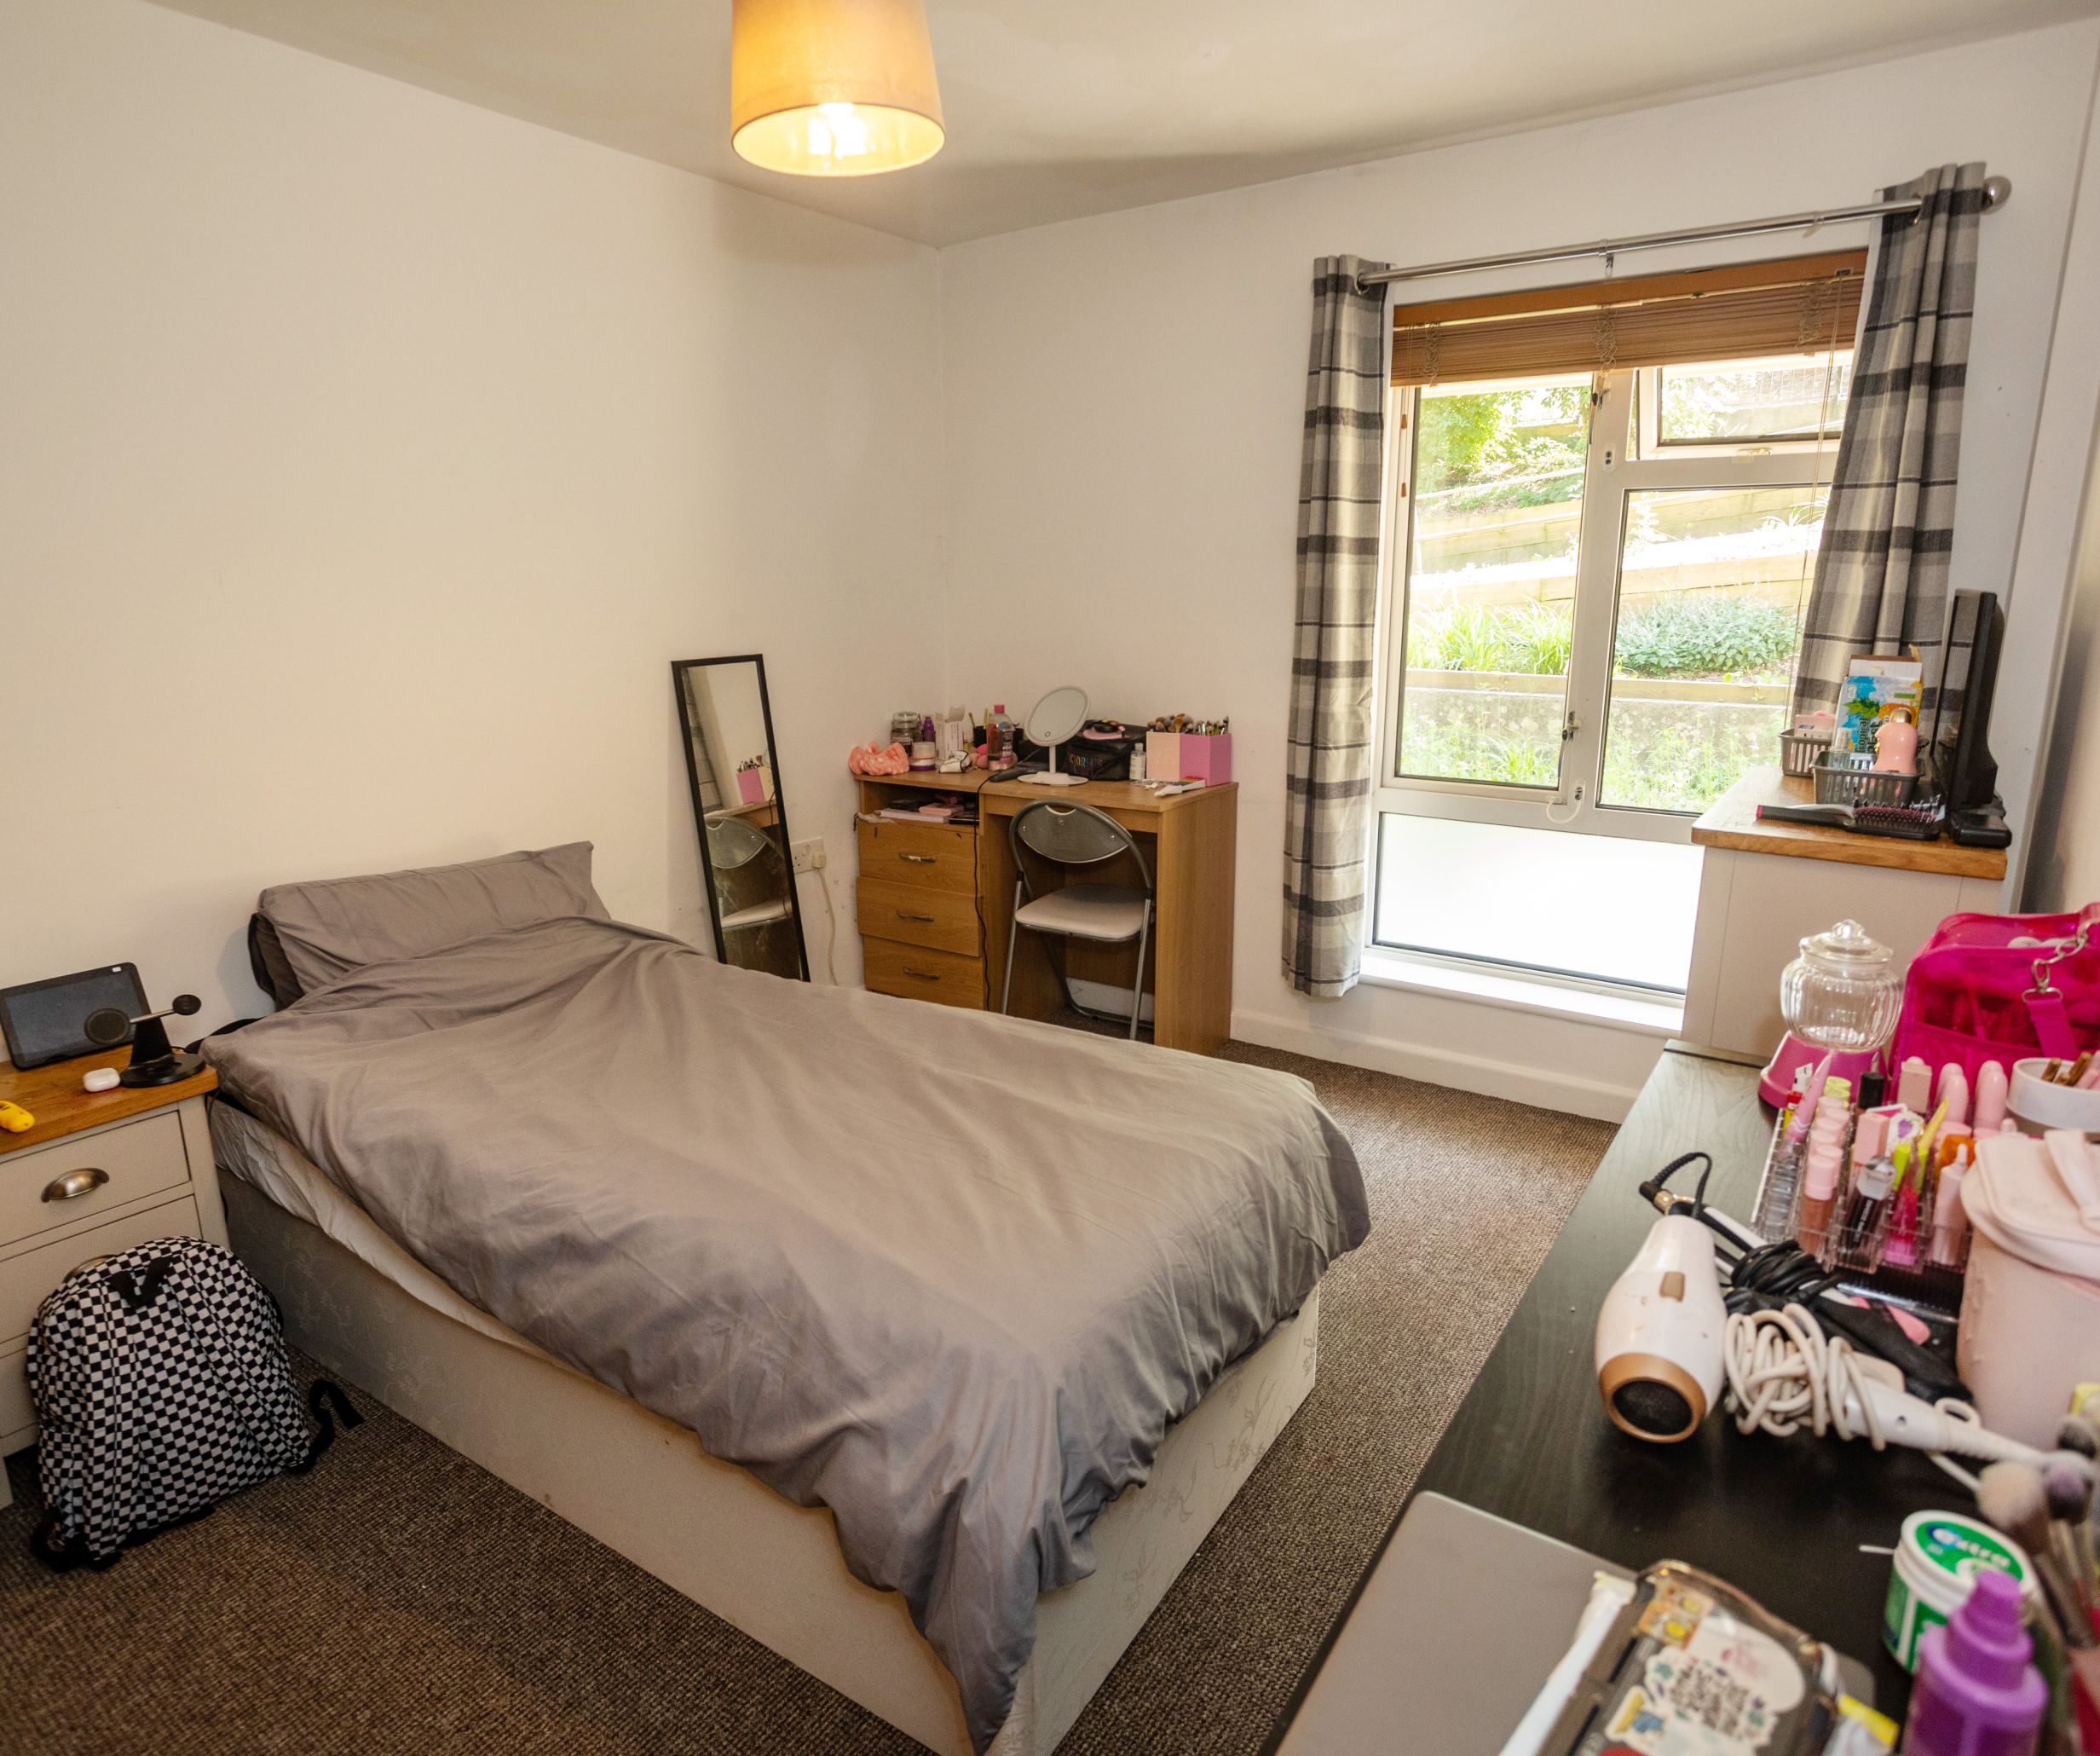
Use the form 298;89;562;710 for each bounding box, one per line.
1889;904;2100;1086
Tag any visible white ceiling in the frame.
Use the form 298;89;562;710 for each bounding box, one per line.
149;0;2099;246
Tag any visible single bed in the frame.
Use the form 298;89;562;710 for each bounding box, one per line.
205;846;1369;1755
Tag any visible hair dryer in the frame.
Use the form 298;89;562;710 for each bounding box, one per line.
1595;1213;1728;1442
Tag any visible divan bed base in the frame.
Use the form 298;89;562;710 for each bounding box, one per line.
219;1170;1321;1755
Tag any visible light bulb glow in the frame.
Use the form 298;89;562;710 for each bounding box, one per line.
735;103;942;177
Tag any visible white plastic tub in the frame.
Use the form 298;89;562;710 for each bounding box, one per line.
1958;1131;2100;1447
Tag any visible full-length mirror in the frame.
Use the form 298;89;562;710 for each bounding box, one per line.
673;655;808;980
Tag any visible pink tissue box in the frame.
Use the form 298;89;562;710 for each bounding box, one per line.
1146;731;1232;784
736;767;768;806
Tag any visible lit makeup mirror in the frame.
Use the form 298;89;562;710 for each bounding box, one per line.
672;655;809;981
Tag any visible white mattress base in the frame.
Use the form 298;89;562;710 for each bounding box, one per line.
218;1160;1318;1755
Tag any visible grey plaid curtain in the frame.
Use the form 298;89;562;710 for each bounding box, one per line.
1792;164;1986;723
1284;257;1390;1000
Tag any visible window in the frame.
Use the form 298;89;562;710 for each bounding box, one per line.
1372;257;1859;993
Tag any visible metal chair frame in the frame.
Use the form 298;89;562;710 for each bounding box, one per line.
1001;800;1155;1040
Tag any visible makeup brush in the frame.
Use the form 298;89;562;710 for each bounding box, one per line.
1979;1460;2092;1648
2060;1415;2100;1460
2047;1455;2100;1618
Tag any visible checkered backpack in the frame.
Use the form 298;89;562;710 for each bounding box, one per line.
25;1234;360;1569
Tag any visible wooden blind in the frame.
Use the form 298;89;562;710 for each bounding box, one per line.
1390;250;1866;387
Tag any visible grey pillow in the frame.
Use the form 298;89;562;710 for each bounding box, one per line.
257;842;609;994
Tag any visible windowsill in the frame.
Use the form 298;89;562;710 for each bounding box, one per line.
1359;947;1684;1035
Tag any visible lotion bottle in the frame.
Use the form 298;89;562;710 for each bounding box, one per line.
1938;1063;1970;1129
1973;1060;2011;1135
1901;1568;2045;1756
1874;703;1921;776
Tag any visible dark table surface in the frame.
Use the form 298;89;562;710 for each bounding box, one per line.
1268;1041;1958;1747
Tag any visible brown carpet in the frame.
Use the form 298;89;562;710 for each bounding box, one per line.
0;1043;1612;1755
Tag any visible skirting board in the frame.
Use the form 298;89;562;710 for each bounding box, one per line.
220;1172;1319;1756
1230;1006;1656;1122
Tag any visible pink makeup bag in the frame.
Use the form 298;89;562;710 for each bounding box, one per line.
1890;904;2100;1088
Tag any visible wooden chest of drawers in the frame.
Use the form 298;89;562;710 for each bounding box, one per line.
856;812;988;1008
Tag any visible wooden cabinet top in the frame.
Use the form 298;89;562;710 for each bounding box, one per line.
1691;765;2007;881
0;1048;216;1156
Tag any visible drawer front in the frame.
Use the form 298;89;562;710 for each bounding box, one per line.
857;818;977;893
862;939;986;1010
0;1195;203;1348
0;1111;190;1246
857;878;982;956
0;1344;31;1446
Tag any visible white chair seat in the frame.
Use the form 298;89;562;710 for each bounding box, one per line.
1014;884;1150;943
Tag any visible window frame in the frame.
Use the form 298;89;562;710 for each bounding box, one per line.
1370;363;1842;852
1641;352;1854;456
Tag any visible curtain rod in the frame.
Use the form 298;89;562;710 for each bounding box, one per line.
1355;174;2012;291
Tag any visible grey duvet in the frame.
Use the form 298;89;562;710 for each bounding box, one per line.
205;917;1368;1750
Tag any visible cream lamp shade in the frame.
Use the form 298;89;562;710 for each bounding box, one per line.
730;0;945;176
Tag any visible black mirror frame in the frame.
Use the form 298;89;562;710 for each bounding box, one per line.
672;654;811;981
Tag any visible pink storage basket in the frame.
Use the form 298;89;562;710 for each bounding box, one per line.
1889;904;2100;1090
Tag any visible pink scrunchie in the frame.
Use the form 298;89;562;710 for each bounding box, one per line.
847;741;910;776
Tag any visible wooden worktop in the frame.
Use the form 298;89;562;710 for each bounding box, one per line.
982;777;1232;814
1373;1043;1939;1721
855;767;1234;814
1690;765;2007;881
0;1048;216;1155
857;768;991;793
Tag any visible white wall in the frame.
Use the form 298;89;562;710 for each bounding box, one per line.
2028;431;2100;913
0;0;943;1029
938;22;2100;1117
2013;69;2100;919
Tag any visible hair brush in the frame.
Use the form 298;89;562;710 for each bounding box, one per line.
1757;799;1946;840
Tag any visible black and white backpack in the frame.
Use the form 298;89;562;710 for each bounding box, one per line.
25;1234;360;1568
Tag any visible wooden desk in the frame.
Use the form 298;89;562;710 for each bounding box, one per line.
853;771;1238;1054
1682;767;2007;1057
1266;1045;1947;1750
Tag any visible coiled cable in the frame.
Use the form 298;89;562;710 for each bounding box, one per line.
1722;1302;1998;1491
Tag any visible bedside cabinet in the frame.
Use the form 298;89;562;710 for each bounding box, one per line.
0;1048;226;1510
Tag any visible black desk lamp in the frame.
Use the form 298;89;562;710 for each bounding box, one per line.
84;993;203;1088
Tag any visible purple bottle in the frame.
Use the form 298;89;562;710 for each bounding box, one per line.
1901;1569;2047;1756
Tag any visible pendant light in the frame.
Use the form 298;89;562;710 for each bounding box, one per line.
730;0;945;177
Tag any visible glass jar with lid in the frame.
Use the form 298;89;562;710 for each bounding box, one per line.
1779;919;1902;1053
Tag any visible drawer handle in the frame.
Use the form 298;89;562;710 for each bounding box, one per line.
897;853;937;865
43;1167;110;1204
903;968;942;982
897;911;938;924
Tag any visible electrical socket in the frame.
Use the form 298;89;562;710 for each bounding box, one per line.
791;838;828;875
